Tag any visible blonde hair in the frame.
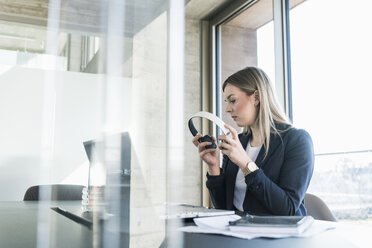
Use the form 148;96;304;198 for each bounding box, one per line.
223;67;290;158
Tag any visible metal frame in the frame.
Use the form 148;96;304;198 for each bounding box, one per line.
200;20;211;206
273;0;293;121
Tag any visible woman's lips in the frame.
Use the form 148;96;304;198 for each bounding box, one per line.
232;116;237;120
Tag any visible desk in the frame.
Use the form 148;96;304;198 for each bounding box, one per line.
182;230;360;248
166;219;372;248
0;201;92;248
1;202;371;248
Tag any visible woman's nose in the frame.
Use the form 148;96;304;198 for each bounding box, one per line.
225;104;232;113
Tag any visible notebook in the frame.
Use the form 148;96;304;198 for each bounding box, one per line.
228;215;314;235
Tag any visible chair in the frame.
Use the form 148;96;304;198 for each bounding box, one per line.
23;184;84;201
304;193;337;221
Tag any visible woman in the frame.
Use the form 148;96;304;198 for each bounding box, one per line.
192;67;314;216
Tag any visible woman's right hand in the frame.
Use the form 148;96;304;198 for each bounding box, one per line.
192;134;220;175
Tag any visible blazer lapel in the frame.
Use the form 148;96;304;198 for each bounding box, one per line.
240;134;250;150
255;132;283;169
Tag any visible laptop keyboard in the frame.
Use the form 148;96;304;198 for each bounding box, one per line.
163;204;235;219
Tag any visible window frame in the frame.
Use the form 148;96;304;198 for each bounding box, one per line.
205;0;293;127
200;0;293;206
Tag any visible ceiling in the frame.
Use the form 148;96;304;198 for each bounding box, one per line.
226;0;307;29
0;20;47;53
0;0;167;35
0;0;167;53
0;0;307;55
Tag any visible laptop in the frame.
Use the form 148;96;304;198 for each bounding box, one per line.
52;132;132;230
52;132;234;229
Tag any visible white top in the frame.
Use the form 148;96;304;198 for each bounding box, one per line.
233;139;262;212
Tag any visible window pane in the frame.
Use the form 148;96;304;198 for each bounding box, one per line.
220;0;274;129
290;0;372;223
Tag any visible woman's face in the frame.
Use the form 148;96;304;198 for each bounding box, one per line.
223;83;259;127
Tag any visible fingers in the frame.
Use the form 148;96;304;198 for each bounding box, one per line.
218;133;234;145
219;148;228;156
224;124;238;140
199;148;217;157
219;143;230;156
192;134;202;147
198;139;217;158
218;141;229;150
198;141;214;152
193;134;217;147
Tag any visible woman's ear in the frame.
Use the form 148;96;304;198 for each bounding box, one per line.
254;90;260;106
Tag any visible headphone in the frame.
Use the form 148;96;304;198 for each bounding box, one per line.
188;111;230;149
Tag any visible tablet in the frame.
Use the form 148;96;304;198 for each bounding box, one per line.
229;215;314;234
229;215;310;227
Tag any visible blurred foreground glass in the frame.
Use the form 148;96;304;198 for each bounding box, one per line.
90;0;185;247
0;0;184;247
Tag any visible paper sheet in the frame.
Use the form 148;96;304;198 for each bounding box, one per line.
179;215;337;240
193;214;241;230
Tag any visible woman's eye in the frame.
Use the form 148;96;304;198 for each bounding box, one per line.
230;100;236;104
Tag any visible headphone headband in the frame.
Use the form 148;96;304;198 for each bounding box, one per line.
188;111;229;137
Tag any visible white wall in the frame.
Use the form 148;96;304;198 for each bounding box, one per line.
0;66;134;200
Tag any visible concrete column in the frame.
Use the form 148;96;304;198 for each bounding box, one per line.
68;34;82;72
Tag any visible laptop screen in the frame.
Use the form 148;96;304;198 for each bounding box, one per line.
83;132;131;242
83;132;131;191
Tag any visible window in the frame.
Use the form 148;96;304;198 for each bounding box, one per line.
212;0;304;132
290;0;372;224
210;0;372;224
214;0;276;132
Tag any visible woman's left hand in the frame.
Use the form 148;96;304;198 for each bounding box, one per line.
218;124;252;169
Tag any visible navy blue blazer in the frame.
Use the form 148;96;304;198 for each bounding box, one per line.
206;124;314;216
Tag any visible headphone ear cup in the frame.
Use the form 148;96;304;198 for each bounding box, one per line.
198;135;216;149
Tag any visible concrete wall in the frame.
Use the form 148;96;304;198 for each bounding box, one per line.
220;24;258;131
68;34;83;72
129;12;167;247
183;18;202;204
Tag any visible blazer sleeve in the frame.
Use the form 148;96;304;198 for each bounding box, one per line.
245;129;314;215
205;155;229;209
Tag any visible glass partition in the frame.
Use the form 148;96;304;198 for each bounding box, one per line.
0;0;185;247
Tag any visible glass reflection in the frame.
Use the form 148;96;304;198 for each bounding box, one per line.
0;0;184;247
